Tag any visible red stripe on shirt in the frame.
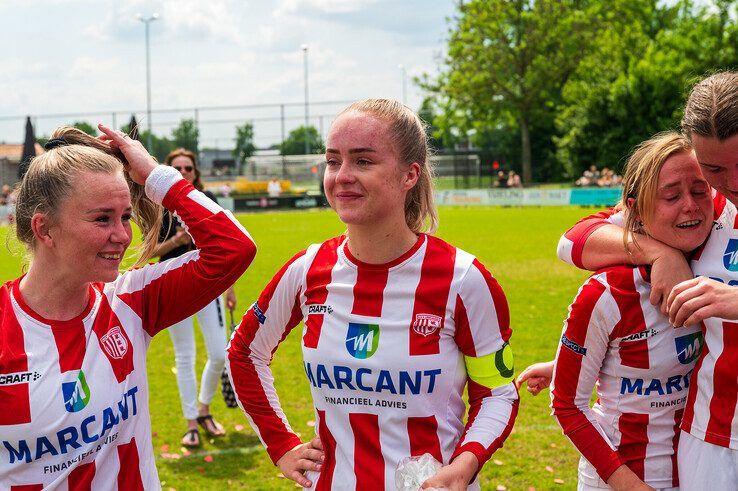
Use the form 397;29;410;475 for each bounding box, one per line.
0;285;32;425
228;252;307;464
671;408;683;488
607;268;649;369
92;296;135;383
681;324;708;434
315;409;337;491
351;267;388;317
551;279;624;481
303;238;342;348
408;415;442;462
714;191;727;220
453;294;475;356
68;461;96;491
350;413;384;491
564;207;621;268
704;321;738;447
617;412;649;480
11;486;42;491
50;321;86;373
472;259;511;342
116;438;144;491
409;238;455;356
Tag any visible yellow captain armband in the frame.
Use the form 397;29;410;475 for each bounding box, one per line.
464;342;515;389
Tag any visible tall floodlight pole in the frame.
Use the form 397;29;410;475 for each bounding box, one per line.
301;44;310;155
138;13;159;151
398;64;407;105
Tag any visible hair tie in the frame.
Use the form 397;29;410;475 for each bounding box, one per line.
44;138;68;151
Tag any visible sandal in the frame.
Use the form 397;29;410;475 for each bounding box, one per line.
181;428;200;448
197;414;226;437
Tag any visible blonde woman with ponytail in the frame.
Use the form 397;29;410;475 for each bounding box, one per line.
227;99;518;490
0;125;256;489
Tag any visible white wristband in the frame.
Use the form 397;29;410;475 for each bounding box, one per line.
144;165;183;205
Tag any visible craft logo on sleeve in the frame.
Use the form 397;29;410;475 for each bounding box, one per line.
61;370;91;413
674;331;704;365
412;313;442;337
345;323;379;359
100;326;128;359
723;238;738;272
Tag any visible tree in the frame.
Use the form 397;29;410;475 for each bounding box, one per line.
171;119;199;153
233;122;257;173
429;0;596;182
555;0;738;177
278;126;323;155
72;121;97;136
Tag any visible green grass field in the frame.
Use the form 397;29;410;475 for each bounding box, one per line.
0;206;594;490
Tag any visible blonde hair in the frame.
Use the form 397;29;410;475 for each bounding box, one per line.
14;126;162;267
337;99;438;234
682;71;738;140
620;131;693;250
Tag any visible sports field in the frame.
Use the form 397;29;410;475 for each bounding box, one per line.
0;206;594;490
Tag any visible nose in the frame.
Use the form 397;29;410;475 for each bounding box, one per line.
334;162;355;184
110;219;131;245
682;193;701;214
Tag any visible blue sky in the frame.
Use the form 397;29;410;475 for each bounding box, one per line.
0;0;455;149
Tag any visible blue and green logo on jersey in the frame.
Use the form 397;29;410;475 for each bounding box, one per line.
675;331;704;365
345;323;379;359
62;370;91;413
723;239;738;272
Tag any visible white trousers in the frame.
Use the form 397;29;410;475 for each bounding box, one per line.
678;430;738;491
168;297;227;421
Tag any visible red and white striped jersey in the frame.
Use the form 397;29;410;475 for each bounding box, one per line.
227;234;518;491
551;266;701;488
0;169;256;490
557;193;738;451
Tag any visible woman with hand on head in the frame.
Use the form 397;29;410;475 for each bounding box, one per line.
151;148;237;448
0;126;255;489
549;132;712;490
227;99;518;490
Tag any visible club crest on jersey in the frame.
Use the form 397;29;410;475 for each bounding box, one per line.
345;323;379;359
723;239;738;271
675;331;704;365
412;313;443;337
62;370;91;413
100;326;128;359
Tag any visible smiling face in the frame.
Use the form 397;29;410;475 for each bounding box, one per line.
324;111;419;228
691;133;738;206
639;151;713;253
46;170;133;283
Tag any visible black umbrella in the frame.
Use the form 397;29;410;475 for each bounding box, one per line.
127;115;140;140
18;116;36;179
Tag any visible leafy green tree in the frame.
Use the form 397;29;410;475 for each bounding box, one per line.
429;0;596;182
556;0;738;177
131;129;175;162
233;122;257;174
171;119;199;153
72;121;97;136
279;126;323;155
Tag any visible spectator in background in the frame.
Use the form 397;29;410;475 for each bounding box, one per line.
153;147;238;448
267;175;282;198
507;170;522;188
497;170;508;188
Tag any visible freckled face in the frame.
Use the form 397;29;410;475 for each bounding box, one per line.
642;151;713;253
324;111;418;227
48;171;133;283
